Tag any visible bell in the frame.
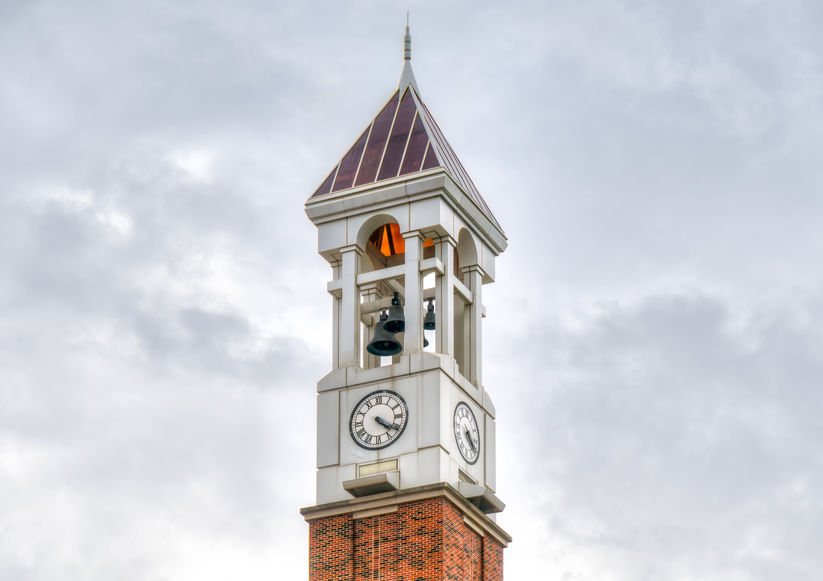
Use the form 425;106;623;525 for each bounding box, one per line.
423;299;436;330
383;292;405;334
367;311;402;356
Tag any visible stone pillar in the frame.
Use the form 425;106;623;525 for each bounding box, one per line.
360;283;381;369
329;259;341;370
463;265;484;386
403;231;423;354
338;245;362;367
435;236;456;357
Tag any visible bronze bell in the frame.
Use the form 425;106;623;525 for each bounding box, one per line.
367;310;402;356
383;292;405;334
423;298;436;330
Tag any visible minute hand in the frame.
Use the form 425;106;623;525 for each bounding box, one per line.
376;416;401;430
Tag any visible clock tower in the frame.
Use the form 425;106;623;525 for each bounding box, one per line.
301;25;511;580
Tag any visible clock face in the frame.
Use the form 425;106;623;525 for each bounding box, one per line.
349;390;409;450
453;402;480;464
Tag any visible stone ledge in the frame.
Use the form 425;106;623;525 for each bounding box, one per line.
457;481;505;514
316;353;495;418
343;471;400;497
300;482;512;547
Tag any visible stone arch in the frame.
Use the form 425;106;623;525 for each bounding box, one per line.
455;228;479;276
356;212;403;250
357;213;405;272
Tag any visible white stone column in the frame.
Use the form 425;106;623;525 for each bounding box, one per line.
360;283;381;368
329;260;341;370
435;236;456;357
402;231;423;354
463;265;485;385
338;245;362;367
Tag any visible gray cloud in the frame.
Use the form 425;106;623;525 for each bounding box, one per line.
493;292;823;580
1;1;822;579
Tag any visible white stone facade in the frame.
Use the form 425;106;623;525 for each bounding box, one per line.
306;169;506;507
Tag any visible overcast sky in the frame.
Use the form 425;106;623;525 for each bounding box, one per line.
2;1;822;579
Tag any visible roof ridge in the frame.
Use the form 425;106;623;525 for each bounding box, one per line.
409;87;502;230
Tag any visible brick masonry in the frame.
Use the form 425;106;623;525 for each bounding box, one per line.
308;497;504;581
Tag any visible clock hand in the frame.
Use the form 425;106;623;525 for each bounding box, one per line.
464;428;477;451
375;416;401;430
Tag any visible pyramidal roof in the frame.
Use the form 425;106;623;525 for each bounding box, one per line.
310;29;501;231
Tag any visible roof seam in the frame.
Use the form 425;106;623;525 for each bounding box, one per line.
351;116;375;187
374;88;406;182
354;90;400;187
396;110;419;178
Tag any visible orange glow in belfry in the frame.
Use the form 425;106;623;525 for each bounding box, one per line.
370;223;405;257
369;224;435;257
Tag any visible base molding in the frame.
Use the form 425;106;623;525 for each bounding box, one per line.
301;482;511;546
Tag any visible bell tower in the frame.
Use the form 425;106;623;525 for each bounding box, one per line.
301;24;510;580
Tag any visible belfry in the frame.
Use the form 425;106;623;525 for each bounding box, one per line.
301;23;510;580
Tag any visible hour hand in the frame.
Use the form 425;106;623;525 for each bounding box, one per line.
375;416;401;430
464;428;477;451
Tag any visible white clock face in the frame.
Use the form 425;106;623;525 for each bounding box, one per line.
350;390;408;450
453;402;480;464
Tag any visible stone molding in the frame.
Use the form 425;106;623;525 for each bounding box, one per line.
300;482;512;547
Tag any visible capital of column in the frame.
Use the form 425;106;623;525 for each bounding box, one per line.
461;264;487;279
339;244;364;257
433;234;457;248
401;230;425;242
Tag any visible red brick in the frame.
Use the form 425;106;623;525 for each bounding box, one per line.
308;498;504;580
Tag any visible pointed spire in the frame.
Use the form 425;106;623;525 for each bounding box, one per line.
404;12;411;61
309;20;502;233
398;14;419;92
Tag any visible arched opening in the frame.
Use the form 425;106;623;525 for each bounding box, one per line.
363;223;435;270
365;222;405;269
353;218;439;369
453;229;480;382
455;228;478;282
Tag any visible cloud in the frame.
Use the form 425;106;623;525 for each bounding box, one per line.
1;1;822;579
494;291;823;580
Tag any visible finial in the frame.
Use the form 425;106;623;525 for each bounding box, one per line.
404;12;411;61
397;13;419;92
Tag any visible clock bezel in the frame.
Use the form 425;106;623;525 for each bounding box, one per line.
453;401;481;465
349;389;409;450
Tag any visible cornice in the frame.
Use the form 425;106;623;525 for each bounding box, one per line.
300;481;512;547
305;170;508;255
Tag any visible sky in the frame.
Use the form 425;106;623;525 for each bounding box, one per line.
1;1;822;579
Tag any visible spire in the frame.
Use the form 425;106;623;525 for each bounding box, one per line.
309;20;503;233
404;12;411;61
398;15;418;92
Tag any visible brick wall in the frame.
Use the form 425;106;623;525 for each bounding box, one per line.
308;497;504;581
309;514;354;580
